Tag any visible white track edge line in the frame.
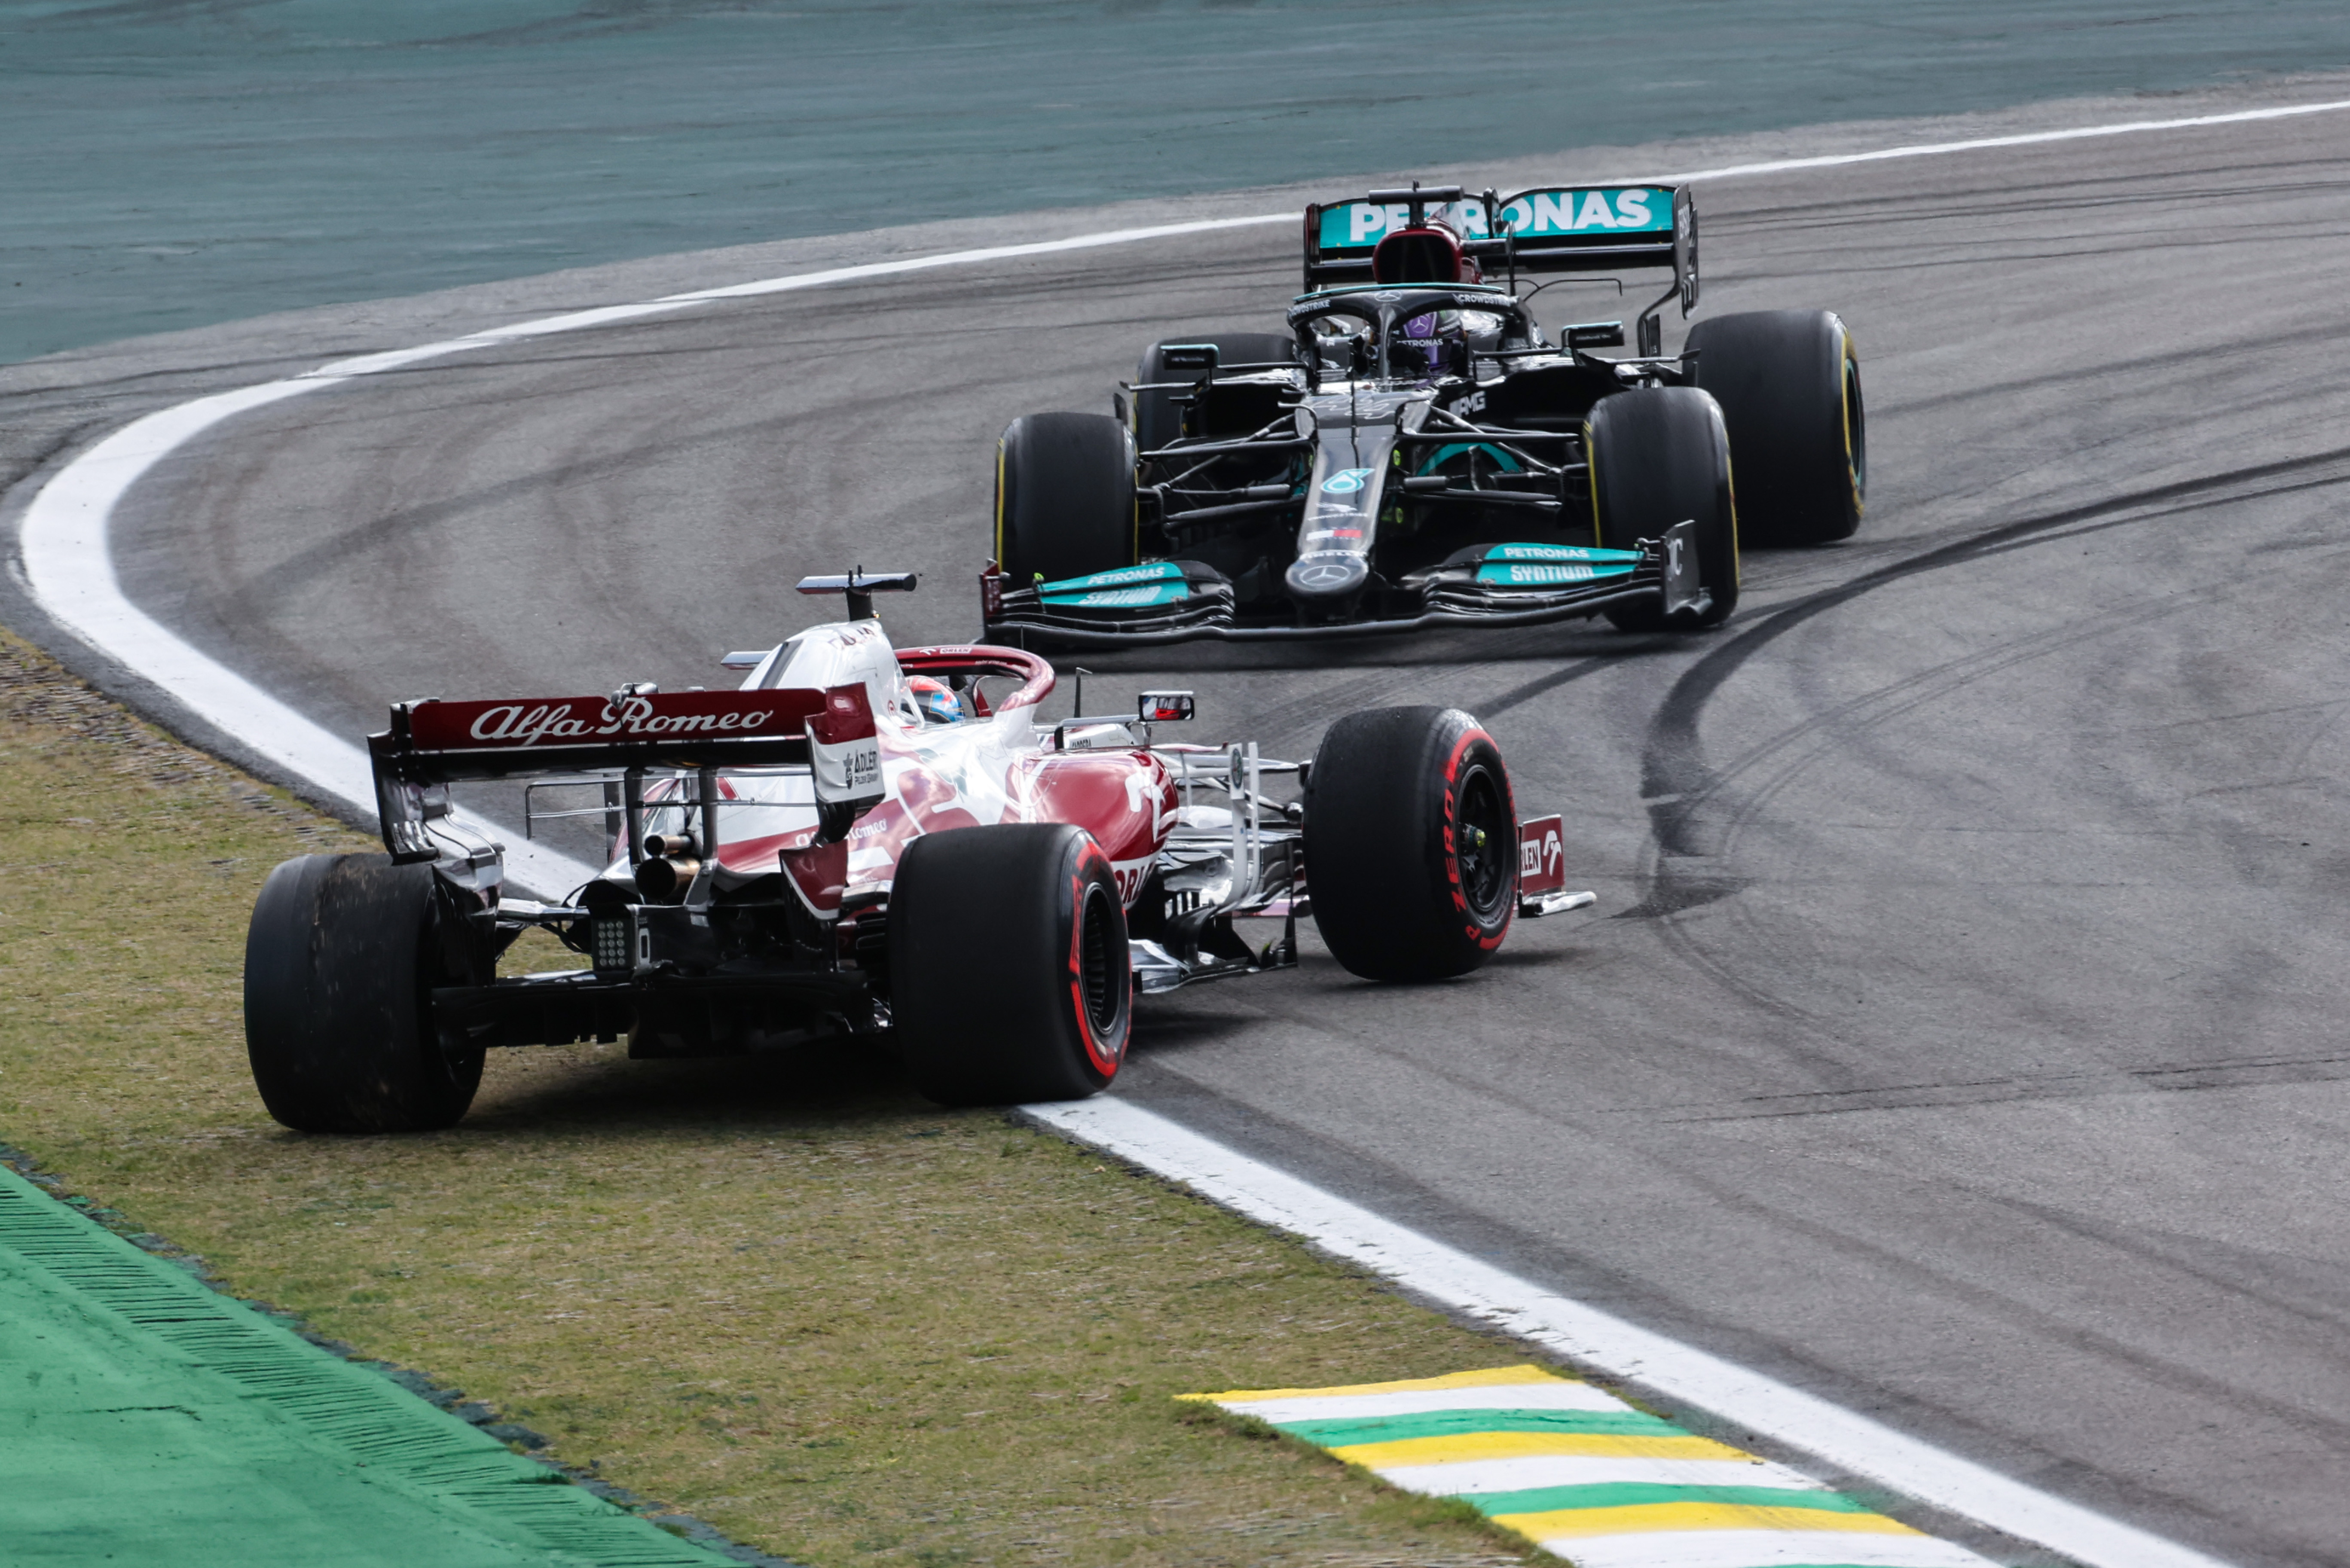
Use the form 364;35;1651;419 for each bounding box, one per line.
1632;95;2350;184
1024;1098;2234;1568
9;96;2310;1557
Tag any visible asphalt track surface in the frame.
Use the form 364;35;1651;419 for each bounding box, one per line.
14;98;2350;1568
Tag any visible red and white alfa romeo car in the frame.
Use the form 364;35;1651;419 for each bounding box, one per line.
243;572;1589;1132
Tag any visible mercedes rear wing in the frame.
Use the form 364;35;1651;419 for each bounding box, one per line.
1302;182;1698;309
368;683;880;864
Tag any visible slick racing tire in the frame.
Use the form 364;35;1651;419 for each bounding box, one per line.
1134;332;1301;457
1304;707;1516;982
1586;385;1740;632
1686;309;1864;546
891;823;1132;1105
244;854;487;1134
995;412;1137;586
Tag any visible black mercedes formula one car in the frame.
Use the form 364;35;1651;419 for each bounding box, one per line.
982;180;1864;646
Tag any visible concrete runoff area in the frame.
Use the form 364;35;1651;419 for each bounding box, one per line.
6;82;2350;1568
0;1162;734;1567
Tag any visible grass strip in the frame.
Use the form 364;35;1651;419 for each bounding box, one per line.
0;621;1546;1566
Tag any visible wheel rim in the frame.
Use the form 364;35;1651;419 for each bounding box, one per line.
1077;882;1122;1034
1846;357;1867;506
1454;765;1511;921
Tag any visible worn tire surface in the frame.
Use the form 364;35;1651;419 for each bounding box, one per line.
890;823;1131;1104
1587;385;1740;631
244;853;485;1134
1687;307;1864;546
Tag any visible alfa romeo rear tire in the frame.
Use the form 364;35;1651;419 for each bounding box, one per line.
1304;707;1516;982
1686;309;1864;546
995;412;1136;586
890;823;1132;1104
1586;385;1740;632
1134;332;1301;457
244;854;487;1134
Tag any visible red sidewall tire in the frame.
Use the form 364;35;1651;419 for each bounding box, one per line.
891;823;1132;1105
1305;707;1517;982
1438;726;1518;961
1065;838;1130;1080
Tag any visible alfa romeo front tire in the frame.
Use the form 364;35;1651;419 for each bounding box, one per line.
1304;707;1516;981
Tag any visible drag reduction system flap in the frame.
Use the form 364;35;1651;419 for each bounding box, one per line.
1303;183;1697;309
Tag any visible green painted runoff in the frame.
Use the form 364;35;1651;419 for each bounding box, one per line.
0;1163;732;1568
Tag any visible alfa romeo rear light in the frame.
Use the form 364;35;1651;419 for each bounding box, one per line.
591;911;638;973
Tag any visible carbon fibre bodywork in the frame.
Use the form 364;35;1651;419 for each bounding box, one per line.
981;179;1733;652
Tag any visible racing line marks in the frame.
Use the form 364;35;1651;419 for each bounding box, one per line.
1627;457;2350;1032
1634;442;2350;864
1646;1048;2350;1123
19;97;2338;1568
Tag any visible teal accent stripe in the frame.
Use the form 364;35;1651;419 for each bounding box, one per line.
1460;1482;1869;1516
1480;543;1642;564
1036;560;1186;593
1039;583;1191;608
1416;442;1520;475
1274;1408;1681;1446
1475;561;1635;586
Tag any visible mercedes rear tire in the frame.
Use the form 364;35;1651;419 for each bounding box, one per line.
1686;308;1864;546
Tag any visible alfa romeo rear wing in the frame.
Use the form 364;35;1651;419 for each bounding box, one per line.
1302;182;1699;318
368;683;881;864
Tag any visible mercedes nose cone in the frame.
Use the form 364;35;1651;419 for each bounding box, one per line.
1284;554;1370;600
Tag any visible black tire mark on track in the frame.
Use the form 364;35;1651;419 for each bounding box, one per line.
1623;445;2350;1026
1642;442;2350;848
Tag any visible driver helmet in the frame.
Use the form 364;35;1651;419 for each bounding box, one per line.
903;674;965;726
1397;308;1465;378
